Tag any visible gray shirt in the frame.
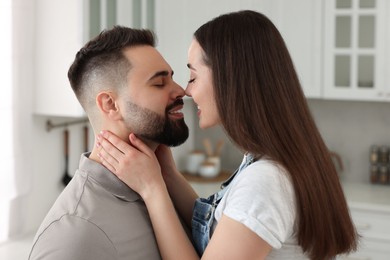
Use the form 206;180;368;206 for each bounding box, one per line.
29;153;161;260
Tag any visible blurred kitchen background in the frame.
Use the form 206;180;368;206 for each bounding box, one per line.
1;0;390;259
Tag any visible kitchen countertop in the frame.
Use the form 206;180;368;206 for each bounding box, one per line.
341;182;390;213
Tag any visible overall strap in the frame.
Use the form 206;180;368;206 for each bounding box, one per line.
220;153;255;189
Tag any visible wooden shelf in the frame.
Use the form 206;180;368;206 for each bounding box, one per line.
181;170;232;183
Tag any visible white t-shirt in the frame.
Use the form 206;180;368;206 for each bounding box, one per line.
213;158;309;259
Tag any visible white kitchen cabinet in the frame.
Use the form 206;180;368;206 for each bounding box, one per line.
270;0;323;98
342;207;390;260
155;0;323;98
34;0;155;117
340;182;390;260
324;0;390;101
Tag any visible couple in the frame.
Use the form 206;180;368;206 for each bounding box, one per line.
29;10;358;260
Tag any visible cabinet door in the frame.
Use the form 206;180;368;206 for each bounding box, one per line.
323;0;387;101
270;0;323;98
345;206;390;259
34;0;85;117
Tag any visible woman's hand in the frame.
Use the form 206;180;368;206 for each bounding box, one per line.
97;132;199;259
96;131;164;199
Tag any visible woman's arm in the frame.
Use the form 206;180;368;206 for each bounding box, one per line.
143;182;199;260
97;131;272;259
155;145;198;227
97;132;199;259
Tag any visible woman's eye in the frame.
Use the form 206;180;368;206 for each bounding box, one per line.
188;78;195;84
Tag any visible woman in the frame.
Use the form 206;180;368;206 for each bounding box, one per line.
97;10;358;259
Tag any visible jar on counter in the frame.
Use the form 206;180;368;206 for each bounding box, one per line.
369;145;379;164
379;165;389;184
379;146;389;164
186;151;206;175
370;165;379;183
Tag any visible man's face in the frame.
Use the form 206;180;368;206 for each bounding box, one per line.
119;46;188;147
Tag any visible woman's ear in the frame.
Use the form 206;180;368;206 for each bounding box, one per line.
96;91;122;120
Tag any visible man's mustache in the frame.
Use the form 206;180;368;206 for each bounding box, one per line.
166;98;184;112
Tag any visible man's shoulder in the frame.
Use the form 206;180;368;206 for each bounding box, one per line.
29;214;117;260
29;171;161;260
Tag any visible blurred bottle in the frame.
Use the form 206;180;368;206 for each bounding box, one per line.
370;164;379;183
369;145;379;164
379;146;389;164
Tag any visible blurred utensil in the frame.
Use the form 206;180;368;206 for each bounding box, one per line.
84;125;89;152
330;151;343;172
203;138;213;157
61;129;72;186
215;139;224;156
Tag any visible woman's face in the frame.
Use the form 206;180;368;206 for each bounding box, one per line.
186;39;220;129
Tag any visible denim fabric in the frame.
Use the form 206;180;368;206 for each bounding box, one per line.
191;154;255;256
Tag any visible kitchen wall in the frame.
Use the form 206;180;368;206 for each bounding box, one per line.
308;99;390;182
23;116;94;236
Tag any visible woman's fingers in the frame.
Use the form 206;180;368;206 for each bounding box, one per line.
97;131;129;173
99;130;153;158
95;130;165;199
98;152;117;173
99;130;134;155
97;131;156;175
96;139;119;173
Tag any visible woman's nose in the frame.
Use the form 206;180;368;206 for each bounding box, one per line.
185;85;192;97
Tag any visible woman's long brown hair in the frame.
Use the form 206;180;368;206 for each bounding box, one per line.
194;10;358;259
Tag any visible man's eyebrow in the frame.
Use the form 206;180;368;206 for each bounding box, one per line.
148;70;173;81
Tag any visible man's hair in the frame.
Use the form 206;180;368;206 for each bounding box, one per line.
68;26;155;113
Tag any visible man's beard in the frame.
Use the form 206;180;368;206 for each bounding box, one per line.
123;99;189;147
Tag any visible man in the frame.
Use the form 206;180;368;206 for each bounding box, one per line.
29;26;189;260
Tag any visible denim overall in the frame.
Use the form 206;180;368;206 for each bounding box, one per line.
191;154;255;256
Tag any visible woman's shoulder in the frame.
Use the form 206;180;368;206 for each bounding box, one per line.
237;158;290;186
216;157;297;248
225;158;294;203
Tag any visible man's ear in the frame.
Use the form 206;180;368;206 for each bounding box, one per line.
96;91;122;120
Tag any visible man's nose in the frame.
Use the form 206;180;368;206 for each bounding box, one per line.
171;81;185;98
